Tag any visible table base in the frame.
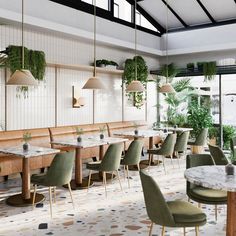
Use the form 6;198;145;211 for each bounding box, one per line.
6;193;45;207
90;173;116;182
64;179;94;190
140;160;162;166
227;192;236;236
127;163;149;171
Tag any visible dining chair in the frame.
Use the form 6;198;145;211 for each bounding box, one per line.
140;170;206;236
120;139;143;188
186;154;227;221
87;143;123;197
208;144;229;165
31;151;75;218
174;131;190;168
147;133;177;173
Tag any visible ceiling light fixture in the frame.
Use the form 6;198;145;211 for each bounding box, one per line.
7;0;38;86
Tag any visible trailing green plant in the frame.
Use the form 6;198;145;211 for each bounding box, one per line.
123;56;148;109
23;132;32;143
95;59;118;67
197;62;205;71
203;61;216;81
223;125;236;150
186;63;195;72
160;63;180;82
187;101;213;138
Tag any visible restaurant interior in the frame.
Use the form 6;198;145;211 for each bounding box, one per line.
1;0;236;235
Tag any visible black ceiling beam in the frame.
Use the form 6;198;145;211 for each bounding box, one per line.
161;0;188;28
196;0;216;23
126;0;166;34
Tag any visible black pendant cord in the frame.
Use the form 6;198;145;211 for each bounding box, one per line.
93;0;96;77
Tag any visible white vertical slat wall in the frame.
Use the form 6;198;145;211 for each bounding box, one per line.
0;25;157;130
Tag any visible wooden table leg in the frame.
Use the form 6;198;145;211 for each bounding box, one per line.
227;192;236;236
99;145;104;161
22;158;30;200
149;137;154;163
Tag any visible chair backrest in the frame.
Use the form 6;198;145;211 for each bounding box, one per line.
174;131;190;152
100;143;123;171
159;133;177;156
208;144;229;165
186;154;214;193
44;151;75;186
139;170;175;226
194;128;208;146
122;140;143;165
230;137;236;158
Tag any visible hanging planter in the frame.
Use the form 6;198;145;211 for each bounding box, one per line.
123;56;148;109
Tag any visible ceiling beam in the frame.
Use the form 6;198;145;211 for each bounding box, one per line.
126;0;165;34
196;0;216;23
161;0;188;28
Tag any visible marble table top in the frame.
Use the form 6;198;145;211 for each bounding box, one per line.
184;165;236;192
113;129;168;138
52;136;128;149
154;127;193;132
0;146;60;159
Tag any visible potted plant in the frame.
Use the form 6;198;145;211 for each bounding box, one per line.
95;59;119;69
197;62;205;72
223;125;236;150
99;125;106;139
203;61;217;81
208;126;219;145
76;127;84;142
22;132;31;151
187;63;195;72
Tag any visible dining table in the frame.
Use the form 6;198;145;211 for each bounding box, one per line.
113;129;169;167
185;165;236;236
51;136;127;190
154;127;193;133
0;145;60;207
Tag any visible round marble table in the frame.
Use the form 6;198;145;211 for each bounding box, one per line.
185;165;236;236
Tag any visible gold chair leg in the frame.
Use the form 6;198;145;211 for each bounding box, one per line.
111;171;114;183
103;172;107;198
183;227;186;236
137;163;140;171
87;170;92;192
32;184;37;208
68;182;74;209
170;154;174;168
49;187;53;218
126;166;130;188
215;205;218;221
53;187;56;203
116;170;123;192
149;222;153;236
124;165;126;180
161;226;165;236
177;152;180;168
195;226;199;236
162;156;166;174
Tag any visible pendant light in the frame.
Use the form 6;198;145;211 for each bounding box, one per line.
82;0;106;90
7;0;38;86
159;0;175;94
126;0;145;93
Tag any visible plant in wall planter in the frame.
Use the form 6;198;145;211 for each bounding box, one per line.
0;45;46;98
95;59;119;69
203;61;217;81
187;63;195;72
123;56;148;109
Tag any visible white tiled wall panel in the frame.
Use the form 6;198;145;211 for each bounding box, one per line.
94;74;122;123
0;69;5;130
57;68;93;126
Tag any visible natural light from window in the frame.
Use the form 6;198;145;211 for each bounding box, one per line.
82;0;109;10
114;0;132;22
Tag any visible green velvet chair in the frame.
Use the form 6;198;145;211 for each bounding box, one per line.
140;170;206;236
208;144;229;165
148;133;177;173
188;128;208;146
230;137;236;159
87;143;123;197
121;140;143;188
31;151;75;218
186;154;227;221
174;131;190;168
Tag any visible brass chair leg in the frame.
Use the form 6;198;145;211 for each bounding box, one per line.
53;187;56;203
161;226;165;236
116;170;123;192
123;165;126;180
183;227;186;236
162;156;166;174
32;184;37;208
177;152;180;168
195;226;199;236
49;187;53;218
126;165;130;188
148;222;153;236
68;182;74;209
137;163;140;171
111;171;114;183
170;154;174;168
103;172;107;197
215;205;218;221
87;170;92;192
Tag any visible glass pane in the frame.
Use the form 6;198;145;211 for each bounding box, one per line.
135;10;157;32
114;0;132;22
82;0;109;10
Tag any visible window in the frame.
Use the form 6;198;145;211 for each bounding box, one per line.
136;10;157;32
114;0;132;22
82;0;109;10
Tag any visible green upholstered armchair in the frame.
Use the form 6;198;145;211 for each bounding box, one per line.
208;144;229;165
148;133;177;173
87;143;123;197
140;170;206;236
31;151;75;218
188;128;208;146
186;154;227;221
121;140;143;188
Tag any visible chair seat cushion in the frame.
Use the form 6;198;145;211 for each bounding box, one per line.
86;161;102;171
190;187;227;203
147;148;161;155
31;173;46;185
167;200;206;224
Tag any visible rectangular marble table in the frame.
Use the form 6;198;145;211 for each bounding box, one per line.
154;127;193;133
0;146;60;206
52;136;128;189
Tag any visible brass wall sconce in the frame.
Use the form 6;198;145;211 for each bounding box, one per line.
72;86;86;108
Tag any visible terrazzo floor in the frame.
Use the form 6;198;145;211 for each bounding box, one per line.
0;155;226;236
